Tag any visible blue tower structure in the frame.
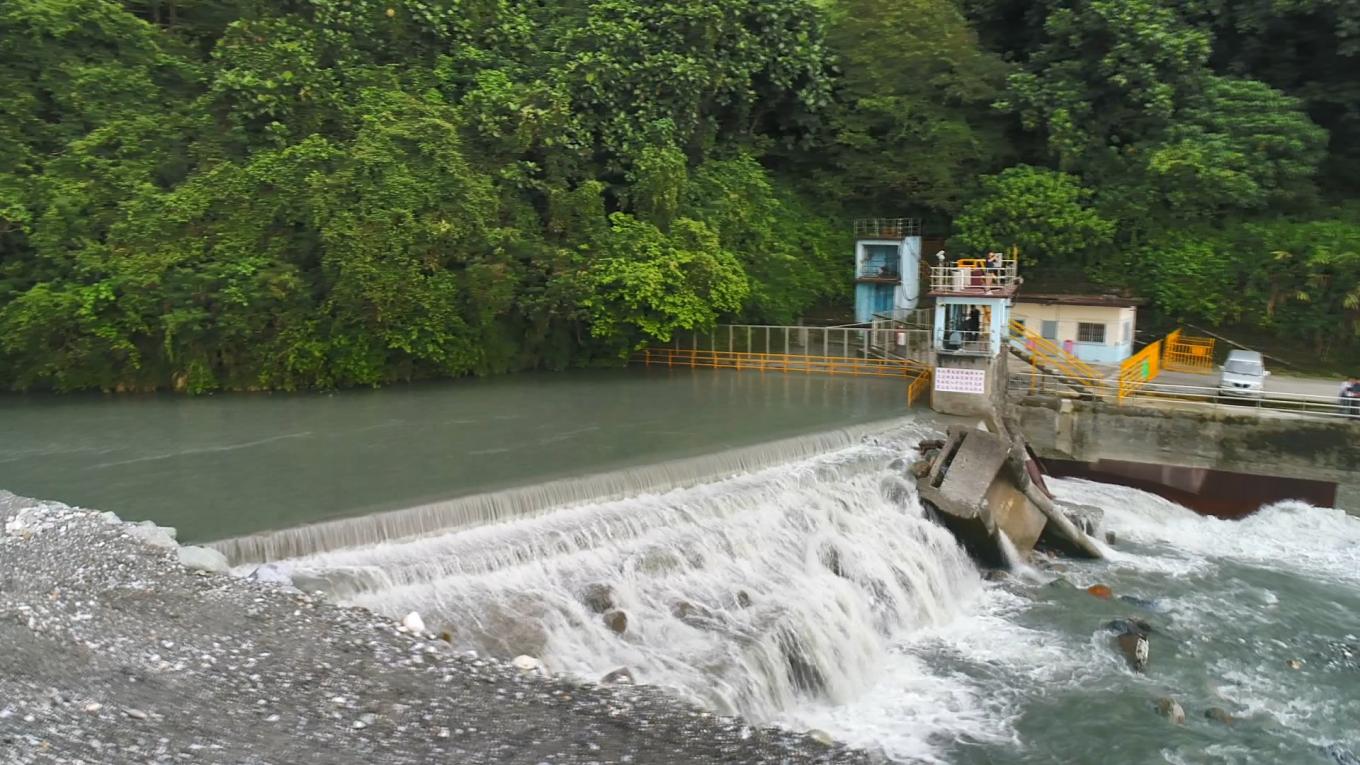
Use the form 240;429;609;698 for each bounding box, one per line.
853;218;922;324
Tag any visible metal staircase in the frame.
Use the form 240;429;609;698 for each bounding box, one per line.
1007;320;1105;396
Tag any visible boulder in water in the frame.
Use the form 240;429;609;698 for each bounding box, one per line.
511;655;543;674
126;522;178;550
984;569;1009;582
1105;531;1117;545
603;610;628;634
807;729;835;746
1105;618;1154;636
247;563;293;585
1118;594;1167;613
1087;584;1114;600
1286;658;1304;670
1325;743;1360;765
1117;632;1149;672
1204;707;1233;726
401;611;426;634
1055;500;1104;536
735;590;753;609
176;545;228;574
600;667;634;685
1155;697;1185;724
582;583;615;614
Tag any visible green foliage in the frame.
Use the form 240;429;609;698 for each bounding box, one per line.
951;166;1115;267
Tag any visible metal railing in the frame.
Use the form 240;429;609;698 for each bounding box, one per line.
935;328;997;356
1009;371;1360;420
929;260;1019;294
1008;320;1104;386
1118;340;1162;400
856;263;902;281
669;324;934;365
854;218;921;239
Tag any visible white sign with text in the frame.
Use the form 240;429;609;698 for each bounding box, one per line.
933;367;987;394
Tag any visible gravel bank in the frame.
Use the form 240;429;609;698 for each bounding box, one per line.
0;493;873;765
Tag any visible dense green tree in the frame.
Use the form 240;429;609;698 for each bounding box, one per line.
951;166;1114;267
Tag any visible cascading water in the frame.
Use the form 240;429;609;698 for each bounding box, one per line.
256;422;985;723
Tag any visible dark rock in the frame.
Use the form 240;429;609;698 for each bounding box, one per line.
1204;707;1233;726
910;461;931;479
1105;618;1154;637
583;583;615;614
915;439;946;453
819;544;846;578
735;591;753;609
1154;697;1185;724
778;629;825;694
1055;501;1104;536
983;569;1009;582
603;610;628;634
1117;632;1149;672
1105;531;1117;545
1118;595;1167;613
1325;743;1360;765
600;667;634;686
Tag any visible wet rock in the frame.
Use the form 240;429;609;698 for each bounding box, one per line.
467;595;550;657
915;439;946;453
778;628;825;695
1087;584;1114;600
671;601;716;628
1105;531;1117;545
126;522;177;550
123;708;148;720
437;628;455;643
1105;618;1154;636
983;569;1008;582
807;729;834;746
910;460;931;479
819;545;846;578
600;667;634;686
1117;632;1149;672
1155;697;1185;724
511;655;543;674
1118;595;1167;613
247;563;293;585
400;612;426;634
1204;707;1233;726
603;610;628;634
1055;501;1104;536
1325;743;1360;765
582;583;615;614
176;545;229;574
735;590;753;609
1045;577;1076;590
1286;659;1304;670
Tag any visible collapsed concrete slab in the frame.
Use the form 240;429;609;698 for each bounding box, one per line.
914;426;1102;568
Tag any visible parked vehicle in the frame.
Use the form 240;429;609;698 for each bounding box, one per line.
1217;350;1269;399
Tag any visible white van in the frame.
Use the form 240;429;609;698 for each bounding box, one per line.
1218;350;1269;398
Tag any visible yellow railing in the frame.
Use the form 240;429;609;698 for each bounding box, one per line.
1162;328;1216;373
1008;320;1103;385
907;367;933;406
634;347;933;404
1118;340;1162;400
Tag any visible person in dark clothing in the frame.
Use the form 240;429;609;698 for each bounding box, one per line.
1341;376;1360;416
964;307;982;345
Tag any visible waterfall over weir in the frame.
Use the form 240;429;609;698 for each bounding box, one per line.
254;419;985;722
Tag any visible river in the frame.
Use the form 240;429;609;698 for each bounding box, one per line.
3;368;1357;763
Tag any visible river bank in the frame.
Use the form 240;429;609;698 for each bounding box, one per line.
0;492;872;765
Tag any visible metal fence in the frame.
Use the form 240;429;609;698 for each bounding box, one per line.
1162;329;1217;373
671;324;934;364
1009;371;1360;420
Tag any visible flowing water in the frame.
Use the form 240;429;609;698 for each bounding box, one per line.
4;368;1358;763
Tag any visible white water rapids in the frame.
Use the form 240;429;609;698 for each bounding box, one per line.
241;420;1360;764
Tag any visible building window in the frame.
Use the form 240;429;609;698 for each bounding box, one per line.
1041;320;1058;340
1078;322;1106;343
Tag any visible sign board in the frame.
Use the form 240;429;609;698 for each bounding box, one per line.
933;367;987;394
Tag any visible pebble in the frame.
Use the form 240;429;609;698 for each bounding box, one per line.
124;708;148;720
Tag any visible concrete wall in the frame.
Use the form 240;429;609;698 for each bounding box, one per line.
1014;396;1360;511
1011;303;1135;364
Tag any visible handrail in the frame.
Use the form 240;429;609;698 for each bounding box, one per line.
1008;371;1360;420
1008;320;1103;384
929;260;1019;293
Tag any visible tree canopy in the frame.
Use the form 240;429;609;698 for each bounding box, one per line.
1;0;1358;391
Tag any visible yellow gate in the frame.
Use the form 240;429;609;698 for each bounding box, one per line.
1162;329;1216;373
1118;340;1162;401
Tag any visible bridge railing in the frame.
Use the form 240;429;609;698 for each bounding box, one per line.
1009;371;1360;420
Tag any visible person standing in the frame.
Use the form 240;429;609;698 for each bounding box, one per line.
1341;376;1360;416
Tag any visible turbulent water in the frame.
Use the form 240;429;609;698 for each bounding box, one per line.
251;420;1360;764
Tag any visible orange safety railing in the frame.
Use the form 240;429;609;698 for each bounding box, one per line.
1008;320;1103;385
1118;340;1162;400
633;347;934;404
1162;328;1216;373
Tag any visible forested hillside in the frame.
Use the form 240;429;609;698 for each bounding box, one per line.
1;0;1357;391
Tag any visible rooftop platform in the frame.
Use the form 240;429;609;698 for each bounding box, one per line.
928;259;1019;297
854;217;921;240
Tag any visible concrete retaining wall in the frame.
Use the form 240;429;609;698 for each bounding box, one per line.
1014;396;1360;511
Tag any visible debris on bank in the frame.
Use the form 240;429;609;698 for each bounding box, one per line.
0;492;875;765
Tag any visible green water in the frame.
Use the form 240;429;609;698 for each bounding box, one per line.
0;368;908;542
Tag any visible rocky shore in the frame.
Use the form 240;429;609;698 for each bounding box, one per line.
0;493;872;765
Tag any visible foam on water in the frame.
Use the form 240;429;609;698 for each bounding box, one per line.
1049;478;1360;585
